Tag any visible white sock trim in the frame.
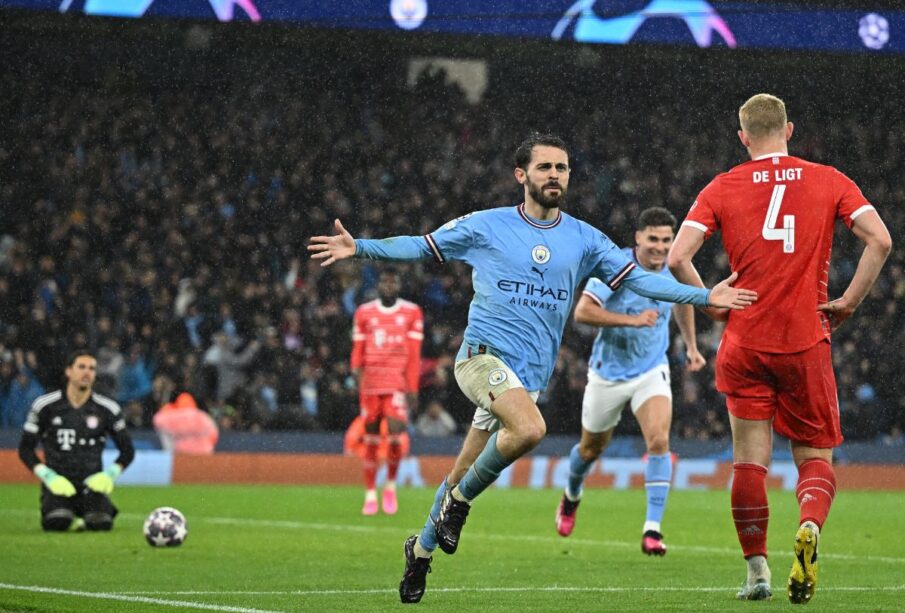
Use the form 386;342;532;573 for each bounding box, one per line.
801;520;820;535
564;488;582;502
746;555;771;584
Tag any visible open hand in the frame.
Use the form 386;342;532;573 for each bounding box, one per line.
707;272;758;310
307;219;356;267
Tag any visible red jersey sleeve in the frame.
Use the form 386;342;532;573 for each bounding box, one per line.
405;307;424;393
832;168;873;228
350;307;366;370
683;178;721;239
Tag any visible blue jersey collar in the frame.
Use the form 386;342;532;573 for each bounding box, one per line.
517;203;562;229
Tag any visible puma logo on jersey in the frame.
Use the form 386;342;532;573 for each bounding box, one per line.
531;266;548;281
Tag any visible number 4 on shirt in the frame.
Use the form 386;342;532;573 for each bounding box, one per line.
762;184;795;253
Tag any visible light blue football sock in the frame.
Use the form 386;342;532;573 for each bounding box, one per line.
567;443;594;499
457;432;512;501
417;477;447;553
644;453;672;531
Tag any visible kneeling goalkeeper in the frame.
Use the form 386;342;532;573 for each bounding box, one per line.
18;351;134;531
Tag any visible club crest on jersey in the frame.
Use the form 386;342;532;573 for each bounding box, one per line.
488;369;508;386
531;245;551;264
86;415;99;429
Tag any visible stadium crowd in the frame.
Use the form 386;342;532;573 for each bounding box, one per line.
1;38;902;443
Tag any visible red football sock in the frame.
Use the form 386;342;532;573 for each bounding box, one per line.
386;434;404;482
363;434;380;490
732;462;769;559
796;458;836;529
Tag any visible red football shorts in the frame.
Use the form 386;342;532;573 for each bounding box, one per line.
359;392;409;425
716;338;842;448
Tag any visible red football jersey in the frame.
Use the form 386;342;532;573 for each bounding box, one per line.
684;154;873;353
350;299;424;395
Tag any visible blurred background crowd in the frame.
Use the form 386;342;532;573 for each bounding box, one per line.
1;19;902;444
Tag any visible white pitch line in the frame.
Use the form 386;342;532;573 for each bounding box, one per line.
196;515;905;565
0;583;283;613
117;584;905;597
4;507;905;565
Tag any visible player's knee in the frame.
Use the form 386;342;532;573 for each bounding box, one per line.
517;422;546;450
647;433;670;455
84;512;114;531
579;442;604;462
42;510;75;532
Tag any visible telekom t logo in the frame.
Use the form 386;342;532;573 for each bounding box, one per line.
57;429;77;451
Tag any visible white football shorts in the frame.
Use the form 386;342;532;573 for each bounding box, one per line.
581;364;672;433
454;352;539;433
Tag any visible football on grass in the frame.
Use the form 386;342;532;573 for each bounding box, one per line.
143;507;188;547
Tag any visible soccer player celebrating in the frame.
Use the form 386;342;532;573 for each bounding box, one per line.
554;207;706;556
668;94;892;603
350;267;424;515
309;133;757;604
18;351;135;531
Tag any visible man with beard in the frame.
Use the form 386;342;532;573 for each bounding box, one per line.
309;132;758;604
350;267;423;515
18;351;134;531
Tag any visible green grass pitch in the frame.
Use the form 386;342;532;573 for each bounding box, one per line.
0;483;902;611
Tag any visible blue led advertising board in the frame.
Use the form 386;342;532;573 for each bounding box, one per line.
1;1;900;55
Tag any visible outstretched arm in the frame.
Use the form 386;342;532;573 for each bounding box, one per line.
819;210;892;331
622;266;756;310
307;219;432;266
308;219;357;267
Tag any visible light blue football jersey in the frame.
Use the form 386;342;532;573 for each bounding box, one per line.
355;203;709;391
584;248;676;381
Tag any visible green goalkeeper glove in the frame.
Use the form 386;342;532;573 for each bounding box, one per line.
34;464;76;497
84;464;122;495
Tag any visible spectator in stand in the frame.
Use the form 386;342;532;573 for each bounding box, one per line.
95;336;124;396
4;368;46;429
153;392;219;455
117;343;153;406
202;332;260;403
1;351;46;428
416;400;457;437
